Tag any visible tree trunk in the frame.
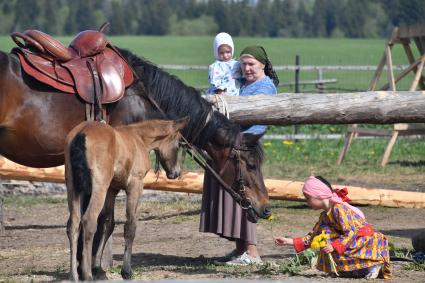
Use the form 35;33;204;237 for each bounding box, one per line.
205;91;425;125
0;158;424;208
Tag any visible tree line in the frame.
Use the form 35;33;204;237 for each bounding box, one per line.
0;0;423;38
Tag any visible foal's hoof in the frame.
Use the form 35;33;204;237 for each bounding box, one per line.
121;269;133;280
92;267;108;280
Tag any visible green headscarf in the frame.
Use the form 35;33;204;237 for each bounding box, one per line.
239;45;268;64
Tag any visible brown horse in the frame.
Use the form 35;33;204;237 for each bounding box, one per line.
65;118;187;281
0;46;271;273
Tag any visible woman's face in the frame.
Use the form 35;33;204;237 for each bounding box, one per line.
240;55;265;84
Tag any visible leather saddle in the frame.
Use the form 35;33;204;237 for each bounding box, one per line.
11;23;134;121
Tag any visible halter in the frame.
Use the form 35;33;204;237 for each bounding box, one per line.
180;134;253;210
124;61;254;211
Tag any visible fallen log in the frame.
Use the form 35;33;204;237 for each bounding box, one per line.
0;158;424;208
205;91;425;126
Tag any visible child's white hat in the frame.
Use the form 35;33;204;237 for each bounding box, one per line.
213;32;234;60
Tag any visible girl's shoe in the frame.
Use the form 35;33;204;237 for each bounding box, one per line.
365;264;381;279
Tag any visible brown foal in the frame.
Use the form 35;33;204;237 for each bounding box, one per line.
65;118;187;281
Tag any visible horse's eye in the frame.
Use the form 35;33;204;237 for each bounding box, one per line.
247;163;256;171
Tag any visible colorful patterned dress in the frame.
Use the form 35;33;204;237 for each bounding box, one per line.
293;203;392;279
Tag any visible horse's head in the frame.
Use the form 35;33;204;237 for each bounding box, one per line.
206;127;271;223
151;117;188;179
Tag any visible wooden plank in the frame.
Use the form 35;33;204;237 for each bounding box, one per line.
381;131;399;166
0;158;424;208
336;131;355;165
403;42;425;89
380;56;423;90
368;52;386;91
160;64;409;72
385;44;396;91
346;127;392;137
399;24;425;39
394;123;425;131
410;57;425;91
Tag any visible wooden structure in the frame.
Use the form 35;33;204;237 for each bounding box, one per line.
205;90;425;126
337;25;425;166
0;157;424;209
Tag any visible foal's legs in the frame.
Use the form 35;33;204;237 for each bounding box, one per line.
121;178;142;279
93;188;119;276
80;183;110;281
65;167;81;281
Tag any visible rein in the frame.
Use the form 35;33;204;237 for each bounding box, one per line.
116;52;252;210
181;134;252;210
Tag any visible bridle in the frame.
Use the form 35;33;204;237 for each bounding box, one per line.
121;57;254;211
182;133;253;210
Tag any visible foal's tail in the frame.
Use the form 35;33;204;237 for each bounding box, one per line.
69;133;92;213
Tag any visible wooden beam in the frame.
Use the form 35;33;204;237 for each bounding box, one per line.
380;55;424;90
410;57;425;91
385;44;396;91
206;91;425;126
403;42;425;89
0;158;424;208
368;52;386;91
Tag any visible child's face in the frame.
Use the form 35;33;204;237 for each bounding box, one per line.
304;194;325;210
218;44;232;62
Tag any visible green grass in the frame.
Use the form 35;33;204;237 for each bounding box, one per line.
3;195;66;208
0;35;418;91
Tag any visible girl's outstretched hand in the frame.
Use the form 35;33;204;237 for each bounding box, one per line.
273;236;293;246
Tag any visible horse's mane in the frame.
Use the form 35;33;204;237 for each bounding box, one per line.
117;47;240;148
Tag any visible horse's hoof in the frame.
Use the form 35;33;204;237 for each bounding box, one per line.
69;273;79;282
121;269;133;280
92;267;108;280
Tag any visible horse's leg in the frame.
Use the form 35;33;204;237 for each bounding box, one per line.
66;192;81;281
65;164;81;281
0;180;4;236
80;186;109;281
92;188;119;279
121;179;142;279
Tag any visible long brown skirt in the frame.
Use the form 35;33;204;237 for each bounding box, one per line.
199;168;257;244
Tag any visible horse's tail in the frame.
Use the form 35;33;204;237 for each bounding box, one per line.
69;132;92;213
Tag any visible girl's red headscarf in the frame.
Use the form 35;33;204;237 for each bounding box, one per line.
302;176;365;219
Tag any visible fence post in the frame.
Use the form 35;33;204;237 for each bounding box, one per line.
294;55;300;140
316;68;325;93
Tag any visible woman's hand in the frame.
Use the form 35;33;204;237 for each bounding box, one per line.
273;237;293;246
322;243;334;253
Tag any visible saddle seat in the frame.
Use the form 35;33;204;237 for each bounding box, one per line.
11;27;134;105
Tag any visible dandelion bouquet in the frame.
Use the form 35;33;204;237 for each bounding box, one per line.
310;231;339;275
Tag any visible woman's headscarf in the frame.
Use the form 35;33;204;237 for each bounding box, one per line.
302;175;365;219
240;45;279;87
213;32;234;61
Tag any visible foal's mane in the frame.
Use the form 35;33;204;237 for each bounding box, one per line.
117;48;240;149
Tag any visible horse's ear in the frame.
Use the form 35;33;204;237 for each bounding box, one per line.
173;116;189;131
242;133;264;145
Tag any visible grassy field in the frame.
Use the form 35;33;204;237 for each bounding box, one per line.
0;35;419;90
1;35;424;189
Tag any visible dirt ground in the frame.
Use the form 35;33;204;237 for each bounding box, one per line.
0;192;424;282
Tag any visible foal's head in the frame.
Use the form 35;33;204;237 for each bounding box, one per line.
146;118;188;179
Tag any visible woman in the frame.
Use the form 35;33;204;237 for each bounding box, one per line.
200;45;278;265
